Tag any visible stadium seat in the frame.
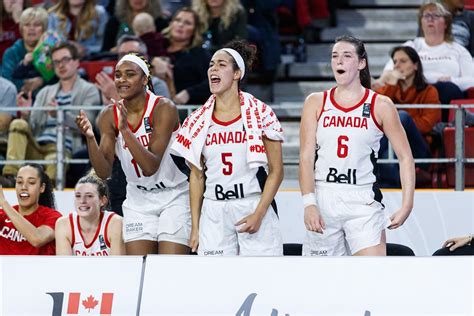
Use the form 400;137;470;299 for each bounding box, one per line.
386;243;415;256
465;0;474;11
79;61;117;83
442;126;474;187
283;243;302;256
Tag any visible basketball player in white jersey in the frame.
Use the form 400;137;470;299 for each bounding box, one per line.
173;40;284;256
299;35;415;256
55;173;125;256
75;53;191;255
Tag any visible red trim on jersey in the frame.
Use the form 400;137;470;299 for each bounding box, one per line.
69;213;75;246
173;122;180;132
212;113;242;126
77;211;104;249
113;105;119;136
317;90;327;121
128;92;151;133
370;92;383;132
148;95;161;126
104;212;115;248
330;87;369;113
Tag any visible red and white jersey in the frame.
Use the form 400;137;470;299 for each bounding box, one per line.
70;211;115;256
315;87;384;186
202;114;264;200
114;92;189;209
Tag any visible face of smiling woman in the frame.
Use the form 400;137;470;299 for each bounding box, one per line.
114;61;148;100
15;166;45;211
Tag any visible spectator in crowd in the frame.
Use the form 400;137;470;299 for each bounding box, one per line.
441;0;474;56
101;0;168;52
161;0;190;16
241;0;281;83
0;76;16;159
379;1;474;121
0;42;101;187
151;7;211;105
132;13;168;58
171;40;284;256
0;163;62;255
2;7;48;93
55;172;125;256
433;234;474;255
192;0;247;53
375;46;441;187
295;0;329;42
48;0;108;57
76;53;191;255
0;0;29;73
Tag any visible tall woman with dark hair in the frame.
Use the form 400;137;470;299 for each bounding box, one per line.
0;163;62;255
299;35;415;256
376;46;440;187
76;53;191;256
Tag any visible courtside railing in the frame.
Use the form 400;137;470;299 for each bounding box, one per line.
0;103;471;191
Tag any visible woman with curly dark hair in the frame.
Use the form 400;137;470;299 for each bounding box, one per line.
0;163;61;255
172;40;284;256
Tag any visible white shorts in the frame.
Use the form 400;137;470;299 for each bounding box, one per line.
198;195;283;256
303;184;391;256
122;183;191;246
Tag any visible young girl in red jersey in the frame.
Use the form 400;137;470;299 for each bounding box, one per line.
0;163;61;255
299;35;415;256
55;172;125;256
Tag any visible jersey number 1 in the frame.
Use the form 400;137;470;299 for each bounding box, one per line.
337;135;349;158
221;153;233;175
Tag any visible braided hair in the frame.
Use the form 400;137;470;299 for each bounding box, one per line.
129;53;155;94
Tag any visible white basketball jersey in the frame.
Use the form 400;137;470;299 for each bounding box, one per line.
315;87;384;186
70;211;115;256
202;114;265;200
114;92;189;205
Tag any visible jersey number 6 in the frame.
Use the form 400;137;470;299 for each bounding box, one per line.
337;135;349;158
221;153;233;175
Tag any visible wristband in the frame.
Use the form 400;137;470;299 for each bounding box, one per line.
302;193;317;208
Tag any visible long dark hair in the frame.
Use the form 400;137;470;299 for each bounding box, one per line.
334;35;371;89
390;46;427;92
20;164;56;209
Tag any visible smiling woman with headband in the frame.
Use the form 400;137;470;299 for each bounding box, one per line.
171;40;285;256
75;52;192;256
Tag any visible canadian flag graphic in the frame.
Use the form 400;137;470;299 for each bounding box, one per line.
47;292;114;315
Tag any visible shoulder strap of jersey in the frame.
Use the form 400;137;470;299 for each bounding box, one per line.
68;213;76;245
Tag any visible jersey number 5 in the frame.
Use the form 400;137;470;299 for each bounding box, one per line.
337;135;349;158
221;153;233;175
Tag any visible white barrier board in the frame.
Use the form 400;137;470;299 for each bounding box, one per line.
1;256;143;315
140;256;473;315
3;190;473;256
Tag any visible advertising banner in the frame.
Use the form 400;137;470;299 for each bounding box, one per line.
1;256;143;315
141;256;473;316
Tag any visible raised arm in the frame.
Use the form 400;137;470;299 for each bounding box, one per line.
118;97;179;176
55;216;73;255
0;187;56;248
299;92;325;233
76;106;116;179
107;215;125;255
375;95;415;229
189;162;205;252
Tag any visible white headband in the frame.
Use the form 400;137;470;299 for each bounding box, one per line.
117;54;149;78
221;48;245;80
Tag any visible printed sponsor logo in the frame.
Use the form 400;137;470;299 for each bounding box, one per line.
326;168;357;184
215;183;245;200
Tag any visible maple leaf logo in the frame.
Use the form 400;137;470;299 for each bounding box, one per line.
82;295;99;312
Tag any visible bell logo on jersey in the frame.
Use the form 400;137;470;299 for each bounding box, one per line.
215;183;245;200
326;167;357;184
136;182;167;192
47;292;114;316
